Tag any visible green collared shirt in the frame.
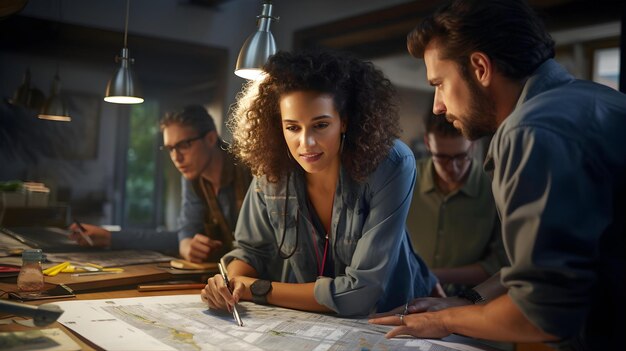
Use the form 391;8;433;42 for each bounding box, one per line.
406;158;506;280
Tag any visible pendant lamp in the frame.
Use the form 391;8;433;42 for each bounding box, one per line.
38;70;71;121
11;68;32;107
11;68;45;110
104;0;143;104
234;1;279;80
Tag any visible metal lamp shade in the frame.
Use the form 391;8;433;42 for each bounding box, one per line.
235;30;276;80
104;48;144;104
234;1;277;80
38;73;71;122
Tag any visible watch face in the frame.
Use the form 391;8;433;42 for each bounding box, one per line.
251;279;272;296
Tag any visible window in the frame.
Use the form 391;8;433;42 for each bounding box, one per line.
593;47;620;90
123;102;163;228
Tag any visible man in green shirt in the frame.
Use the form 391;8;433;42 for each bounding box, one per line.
407;114;507;295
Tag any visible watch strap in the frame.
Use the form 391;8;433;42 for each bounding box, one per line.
250;279;272;305
457;288;486;304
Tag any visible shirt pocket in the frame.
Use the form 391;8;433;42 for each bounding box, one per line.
267;196;299;255
335;204;367;266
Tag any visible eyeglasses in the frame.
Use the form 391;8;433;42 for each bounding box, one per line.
431;152;471;166
160;134;205;154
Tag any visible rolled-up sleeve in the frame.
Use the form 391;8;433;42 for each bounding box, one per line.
177;177;205;242
478;219;508;276
494;127;609;338
222;177;280;278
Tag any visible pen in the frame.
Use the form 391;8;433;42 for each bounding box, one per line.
137;283;206;292
73;219;94;247
71;271;123;277
218;262;243;327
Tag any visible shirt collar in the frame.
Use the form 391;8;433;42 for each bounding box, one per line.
459;160;481;198
219;147;236;188
420;159;437;194
485;59;575;168
421;158;480;198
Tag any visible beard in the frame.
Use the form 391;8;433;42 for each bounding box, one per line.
448;75;498;140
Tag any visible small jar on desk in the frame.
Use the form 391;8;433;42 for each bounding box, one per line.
17;249;45;297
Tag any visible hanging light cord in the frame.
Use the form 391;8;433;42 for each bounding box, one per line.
57;0;63;75
123;0;130;48
258;0;279;22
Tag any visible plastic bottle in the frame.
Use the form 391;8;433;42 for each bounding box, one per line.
17;249;45;296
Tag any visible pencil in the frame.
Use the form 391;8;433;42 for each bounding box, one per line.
218;262;243;327
73;218;94;247
71;271;122;277
137;283;206;292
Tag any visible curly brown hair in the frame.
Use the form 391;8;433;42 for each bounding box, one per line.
228;50;400;183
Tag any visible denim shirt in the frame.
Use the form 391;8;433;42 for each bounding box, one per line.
107;177;224;251
110;175;242;255
486;59;626;349
177;176;241;242
224;140;437;316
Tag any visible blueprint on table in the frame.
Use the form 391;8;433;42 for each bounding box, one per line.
54;294;493;351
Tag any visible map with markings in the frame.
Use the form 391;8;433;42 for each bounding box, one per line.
54;295;494;351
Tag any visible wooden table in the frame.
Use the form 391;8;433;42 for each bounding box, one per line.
0;287;203;350
0;261;215;348
0;262;214;292
0;268;552;351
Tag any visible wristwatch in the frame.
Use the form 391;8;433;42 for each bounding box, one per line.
250;279;272;305
457;288;486;304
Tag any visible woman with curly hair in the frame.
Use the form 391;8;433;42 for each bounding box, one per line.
201;50;438;316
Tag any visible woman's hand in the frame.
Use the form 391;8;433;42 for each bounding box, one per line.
201;274;247;311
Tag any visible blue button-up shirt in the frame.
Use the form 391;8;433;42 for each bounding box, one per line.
224;140;437;316
486;59;626;348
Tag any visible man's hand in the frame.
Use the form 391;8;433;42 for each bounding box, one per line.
368;296;468;339
179;234;223;263
370;296;470;319
369;310;452;339
68;223;111;247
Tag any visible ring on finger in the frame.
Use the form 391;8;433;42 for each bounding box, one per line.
399;314;405;325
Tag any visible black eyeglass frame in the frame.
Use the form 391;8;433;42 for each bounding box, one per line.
159;132;208;154
431;151;472;166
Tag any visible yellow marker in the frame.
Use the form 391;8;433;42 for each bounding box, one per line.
43;261;71;276
42;261;68;275
61;265;89;273
60;265;75;273
66;263;124;273
85;262;104;270
83;263;123;272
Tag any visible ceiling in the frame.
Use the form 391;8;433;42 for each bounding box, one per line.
0;15;228;99
292;0;623;92
294;0;623;58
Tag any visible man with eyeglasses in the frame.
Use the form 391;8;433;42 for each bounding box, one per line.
406;113;507;296
70;105;252;263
